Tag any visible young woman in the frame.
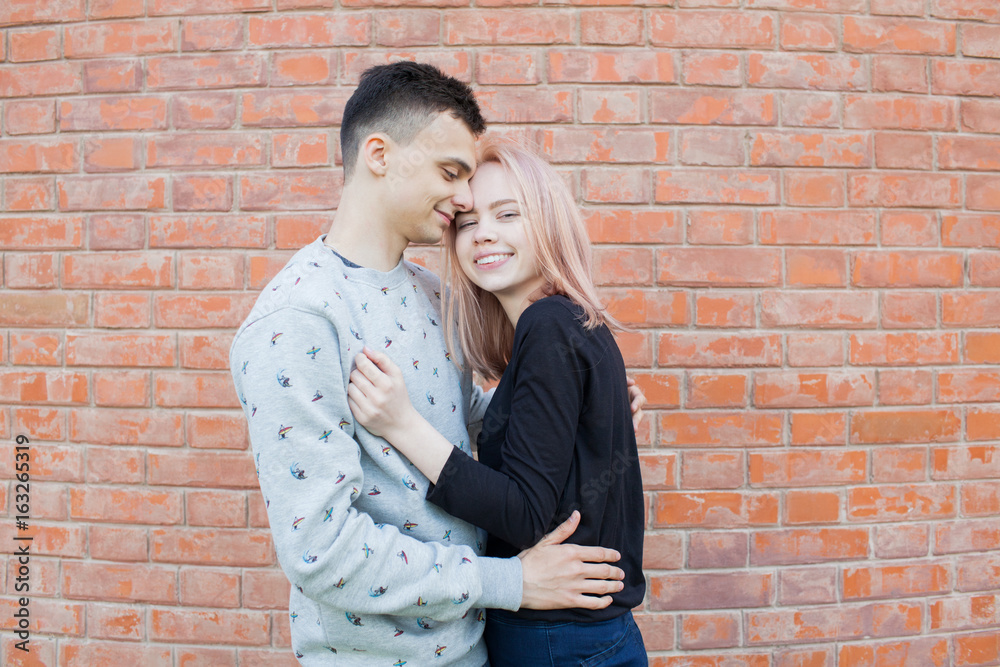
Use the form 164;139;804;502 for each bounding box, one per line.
347;141;648;666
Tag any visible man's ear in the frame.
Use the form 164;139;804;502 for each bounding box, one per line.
362;134;390;177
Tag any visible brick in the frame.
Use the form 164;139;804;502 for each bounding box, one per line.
544;128;670;165
852;409;961;444
967;334;1000;364
843;16;955;54
0;371;87;405
86;445;145;484
178;333;230;370
934;445;1000;482
760;210;875;245
0;139;77;174
933;61;1000;97
240;171;340;211
878;369;934;406
148;133;264;169
70;486;182;524
844;562;951;600
63;562;177;603
681;451;744;489
965;482;1000;519
5;99;56;135
854;251;964;288
582;167;649;203
187;489;246;528
749;53;867;91
180;568;241;608
882;291;936;329
786;490;841;525
583;209;680;246
849;173;960;208
548;49;674;83
972;249;1000;283
656;169;780;205
14;407;67;441
944;293;1000;328
172;93;238;129
940;137;1000;171
650;572;772;610
780;13;838;51
148;55;266;90
850;484;956;521
660;412;783;446
880;211;937;246
59;176;166;212
680;612;740;650
751;131;870;167
751;449;867;487
1;0;85;25
754;372;875;408
940;523;1000;560
186;413;249;450
87;603;144;641
374;10;440;47
944;214;1000;248
650;10;774;47
746;0;865;9
66;332;174;367
968;176;1000;212
65;20;176;58
155;293;256;329
152;528;274;566
747;607;866;645
931;595;1000;632
9;29;59;63
761;291;878;328
679;128;743;166
182;16;245;51
94;371;150;408
243;569;290;609
580;88;641;124
83;59;144;93
247;252;298;289
150;215;268;248
5;253;57;288
787;333;844;367
271;51;336;87
89;0;146;19
248;14;370;48
659;333;781;368
0;292;89;327
10;332;62;366
688;531;748;568
173;175;233;212
682;51;742;87
784;171;845;207
873;54;929;93
273;132;329;168
844;95;955;130
94;292;151;328
60;642;170;666
474;49;540;85
84;137;140;173
694;293;754;328
150;608;270;645
581;9;642;45
178;253;243;290
243;88;349;128
602;288;687;327
63;252;172;289
779;567;839;605
874;524;929;560
651;89;776;125
592;247;654;286
639;452;677;490
787;248;848;286
964;25;1000;58
154;372;241;409
781;91;840;127
753;528;868;566
687;210;753;246
71;407;183;447
444;10;573;45
872;445;927;482
939;371;1000;404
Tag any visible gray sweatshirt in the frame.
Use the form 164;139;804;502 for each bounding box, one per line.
229;236;522;665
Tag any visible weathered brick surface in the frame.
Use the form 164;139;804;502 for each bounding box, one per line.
0;4;996;664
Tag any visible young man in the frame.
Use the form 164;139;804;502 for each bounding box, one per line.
230;63;630;665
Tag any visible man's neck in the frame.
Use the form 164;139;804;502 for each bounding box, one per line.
324;194;407;272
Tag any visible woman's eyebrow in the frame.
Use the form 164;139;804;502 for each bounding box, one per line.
487;198;518;210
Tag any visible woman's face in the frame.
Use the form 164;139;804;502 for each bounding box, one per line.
453;161;545;311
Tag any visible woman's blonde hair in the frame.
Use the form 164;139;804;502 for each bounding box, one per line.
443;140;619;381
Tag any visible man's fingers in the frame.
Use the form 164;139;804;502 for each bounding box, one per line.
536;510;580;546
572;545;622;565
573;594;614;611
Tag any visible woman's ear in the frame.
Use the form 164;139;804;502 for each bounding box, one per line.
362;134;389;177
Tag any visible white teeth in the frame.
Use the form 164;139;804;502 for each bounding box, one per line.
475;254;512;266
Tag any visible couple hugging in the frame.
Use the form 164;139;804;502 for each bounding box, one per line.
230;61;648;666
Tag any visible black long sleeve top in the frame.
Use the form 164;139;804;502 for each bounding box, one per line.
426;295;646;622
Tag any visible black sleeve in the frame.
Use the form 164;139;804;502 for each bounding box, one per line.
427;306;584;549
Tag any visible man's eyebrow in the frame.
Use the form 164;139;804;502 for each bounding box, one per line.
443;157;473;175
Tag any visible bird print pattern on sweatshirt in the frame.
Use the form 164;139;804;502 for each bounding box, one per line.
231;238;499;664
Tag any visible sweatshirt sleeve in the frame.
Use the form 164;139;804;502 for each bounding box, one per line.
427;306;584;550
231;308;521;619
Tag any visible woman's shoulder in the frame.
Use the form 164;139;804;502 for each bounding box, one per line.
518;295;585;334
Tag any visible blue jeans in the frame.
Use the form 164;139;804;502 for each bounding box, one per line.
484;611;648;667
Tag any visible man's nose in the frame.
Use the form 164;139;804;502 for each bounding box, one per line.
452;181;473;212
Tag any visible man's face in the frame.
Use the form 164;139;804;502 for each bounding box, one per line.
384;112;477;245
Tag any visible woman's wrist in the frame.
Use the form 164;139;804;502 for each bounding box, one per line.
384;407;422;450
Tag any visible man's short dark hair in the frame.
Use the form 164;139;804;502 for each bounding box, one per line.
340;62;486;181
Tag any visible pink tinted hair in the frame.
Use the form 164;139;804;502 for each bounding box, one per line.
443;140;619;380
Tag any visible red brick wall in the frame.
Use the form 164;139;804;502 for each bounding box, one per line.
2;0;999;665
